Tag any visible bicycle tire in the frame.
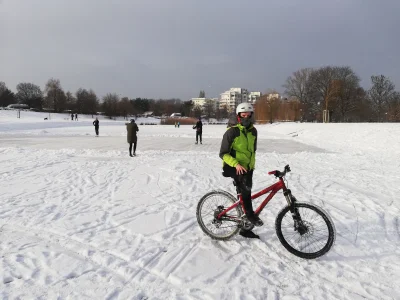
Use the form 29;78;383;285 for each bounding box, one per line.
196;190;242;240
275;202;336;259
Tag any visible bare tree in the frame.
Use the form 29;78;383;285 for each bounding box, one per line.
284;66;374;122
44;78;66;112
0;82;6;95
368;75;395;122
335;67;361;122
16;82;43;108
102;93;119;117
387;91;400;121
117;97;133;119
283;68;313;118
202;99;215;120
307;67;341;118
76;88;87;113
65;91;76;111
348;88;373;122
86;89;99;115
75;88;99;114
255;93;281;123
287;97;302;121
268;97;281;123
149;99;162;116
131;98;151;115
0;82;16;107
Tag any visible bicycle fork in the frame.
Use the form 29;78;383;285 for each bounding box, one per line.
283;189;308;235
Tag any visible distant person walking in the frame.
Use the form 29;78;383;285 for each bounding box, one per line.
177;121;180;128
93;117;99;136
126;119;139;156
71;113;74;121
75;113;78;121
193;117;203;144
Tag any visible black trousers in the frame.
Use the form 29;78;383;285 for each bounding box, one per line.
196;132;202;143
129;138;137;154
223;165;254;215
95;127;99;136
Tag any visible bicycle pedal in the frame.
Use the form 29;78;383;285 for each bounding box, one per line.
254;220;263;227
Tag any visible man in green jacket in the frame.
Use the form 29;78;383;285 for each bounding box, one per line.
219;103;262;239
126;119;139;157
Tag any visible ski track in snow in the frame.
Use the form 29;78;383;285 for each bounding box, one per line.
1;119;400;299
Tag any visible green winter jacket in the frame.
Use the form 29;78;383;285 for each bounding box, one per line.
126;122;139;143
219;116;257;170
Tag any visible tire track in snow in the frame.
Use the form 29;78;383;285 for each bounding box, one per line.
2;224;201;299
252;241;395;300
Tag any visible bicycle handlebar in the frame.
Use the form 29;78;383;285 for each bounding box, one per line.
268;164;291;178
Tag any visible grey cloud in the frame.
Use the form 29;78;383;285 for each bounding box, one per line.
1;0;399;100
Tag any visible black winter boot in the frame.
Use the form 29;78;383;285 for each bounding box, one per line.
246;214;264;227
242;196;263;227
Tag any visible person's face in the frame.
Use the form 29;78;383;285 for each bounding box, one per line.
239;112;251;118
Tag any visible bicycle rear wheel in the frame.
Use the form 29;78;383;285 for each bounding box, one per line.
196;190;242;240
275;202;336;259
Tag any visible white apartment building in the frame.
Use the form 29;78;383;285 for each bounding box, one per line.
248;91;262;104
219;88;263;112
266;93;280;100
191;97;207;108
191;97;219;111
219;88;249;112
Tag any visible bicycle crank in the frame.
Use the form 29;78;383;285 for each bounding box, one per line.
241;215;255;231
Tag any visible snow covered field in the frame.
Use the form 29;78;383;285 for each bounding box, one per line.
1;111;399;299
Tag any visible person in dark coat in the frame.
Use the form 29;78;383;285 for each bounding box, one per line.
193;117;203;144
126;119;139;156
93;117;99;136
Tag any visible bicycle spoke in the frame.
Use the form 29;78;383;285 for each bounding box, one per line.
197;191;241;240
277;204;333;255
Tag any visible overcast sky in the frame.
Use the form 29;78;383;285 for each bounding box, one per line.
1;0;399;100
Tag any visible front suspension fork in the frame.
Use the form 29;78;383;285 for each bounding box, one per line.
284;189;305;230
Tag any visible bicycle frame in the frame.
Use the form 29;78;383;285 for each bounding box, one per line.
217;177;290;220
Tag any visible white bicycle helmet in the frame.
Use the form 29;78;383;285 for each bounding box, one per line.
236;102;254;115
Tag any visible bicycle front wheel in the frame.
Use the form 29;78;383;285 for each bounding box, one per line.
275;202;336;259
196;190;242;240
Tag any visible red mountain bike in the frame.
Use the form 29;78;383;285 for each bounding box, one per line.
196;165;336;259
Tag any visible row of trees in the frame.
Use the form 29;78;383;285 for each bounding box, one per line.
0;79;232;119
2;67;399;122
254;95;301;124
0;79;200;118
0;79;100;115
281;66;400;122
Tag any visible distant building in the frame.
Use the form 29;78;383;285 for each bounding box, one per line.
190;97;219;111
219;88;261;112
191;97;207;108
248;92;262;104
143;111;154;117
7;104;29;109
266;93;280;100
